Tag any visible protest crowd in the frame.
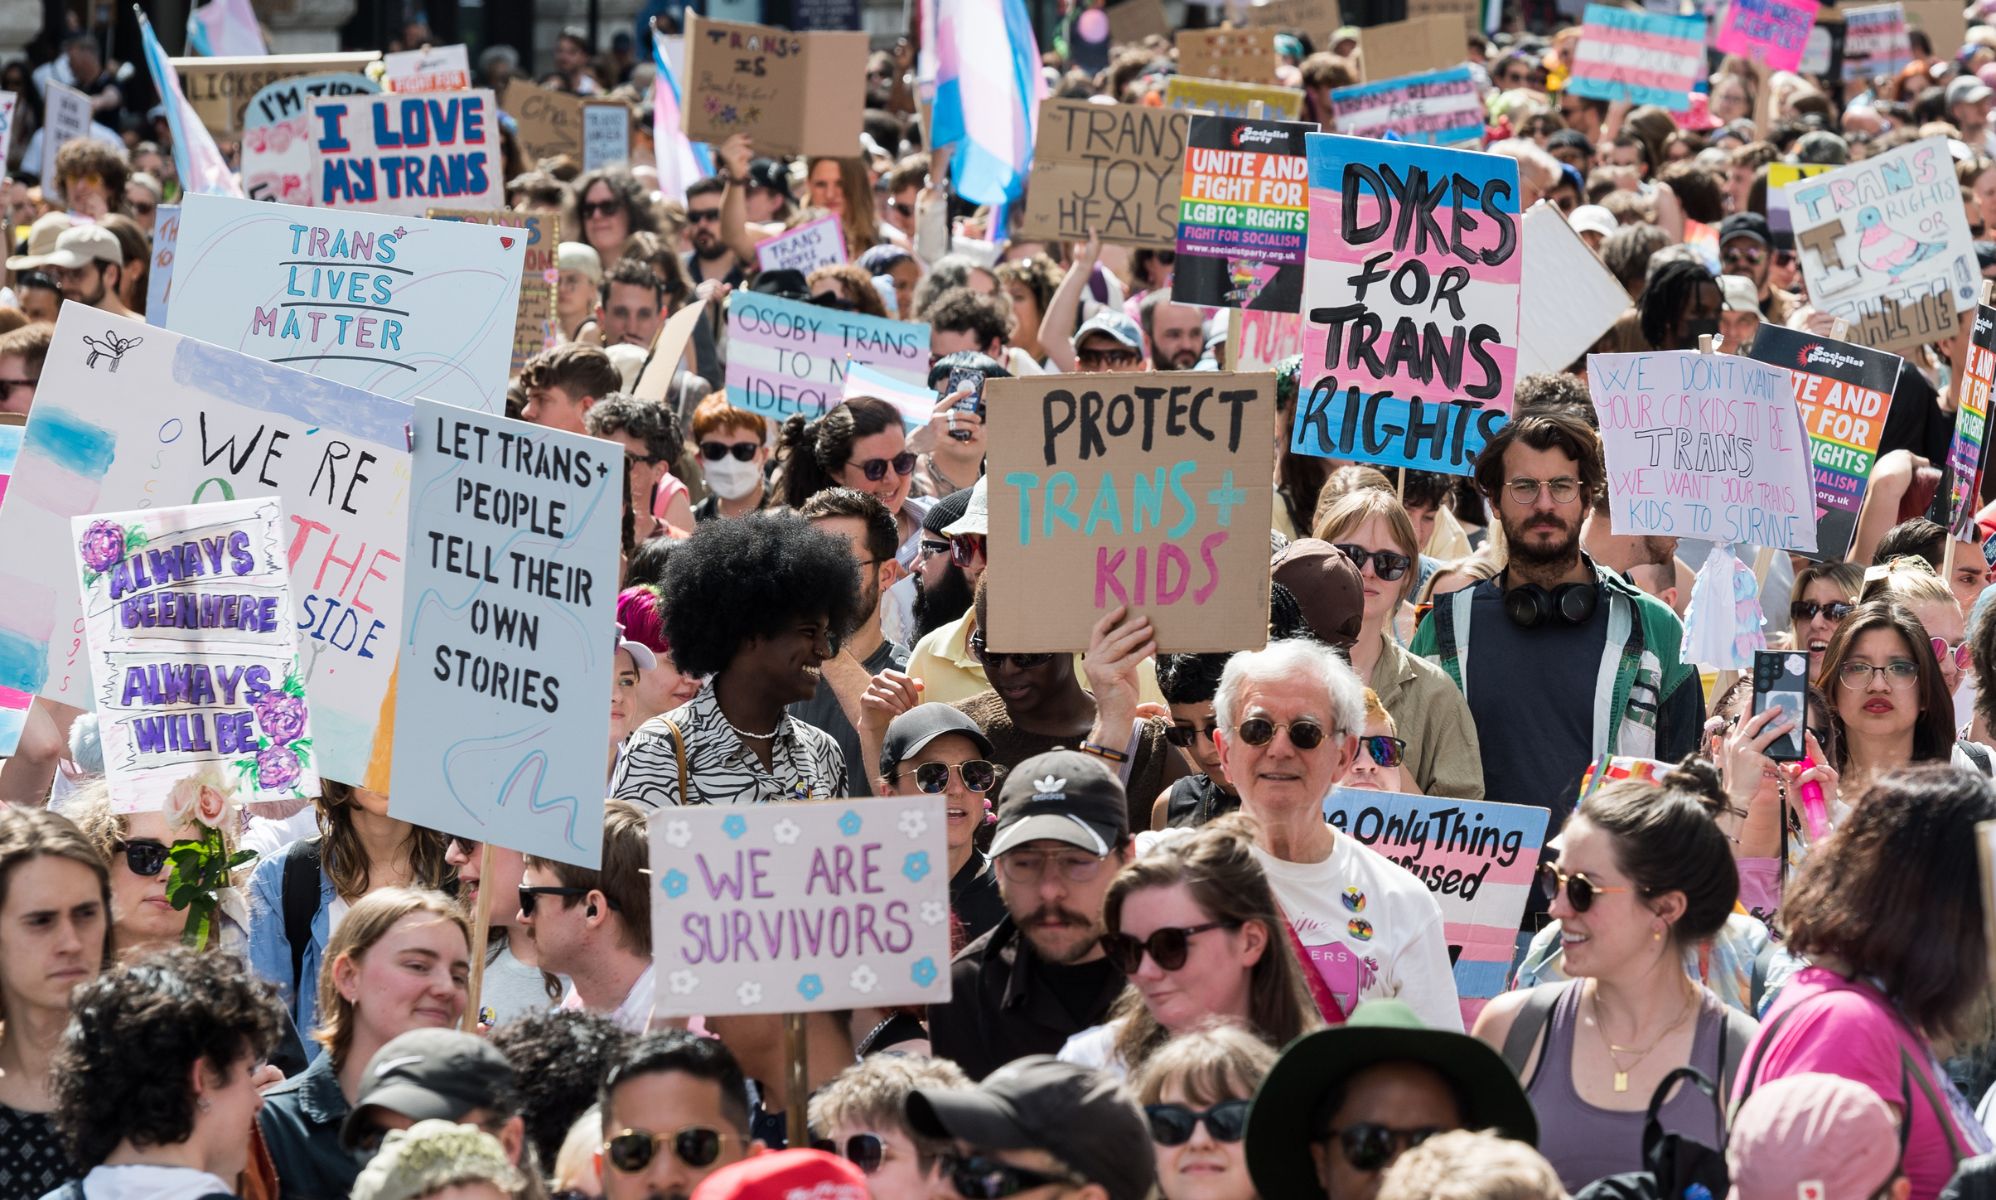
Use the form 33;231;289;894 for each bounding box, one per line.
22;0;1996;1199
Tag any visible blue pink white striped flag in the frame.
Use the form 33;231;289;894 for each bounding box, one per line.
185;0;266;56
138;11;244;198
651;26;712;203
930;0;1044;206
1566;4;1708;112
843;362;937;432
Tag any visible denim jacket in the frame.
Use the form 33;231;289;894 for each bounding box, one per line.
246;838;336;1064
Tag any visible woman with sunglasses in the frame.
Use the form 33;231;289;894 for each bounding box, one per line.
68;780;248;956
1312;489;1484;799
807;1054;973;1200
1132;1025;1278;1200
1785;561;1864;683
1472;758;1754;1191
1340;690;1408;794
1816;601;1971;798
808;263;891;318
259;887;472;1200
778;398;922;543
868;703;1008;944
573;167;657;265
1062;816;1318;1078
690;396;771;522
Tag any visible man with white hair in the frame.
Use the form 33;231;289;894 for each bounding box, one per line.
1211;639;1462;1031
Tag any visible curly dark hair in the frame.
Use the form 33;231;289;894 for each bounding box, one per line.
1512;371;1596;420
54;948;285;1168
658;512;863;677
925;286;1010;352
489;1008;636;1171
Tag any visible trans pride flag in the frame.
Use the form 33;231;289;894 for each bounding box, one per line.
138;11;244;198
651;25;712;203
929;0;1043;206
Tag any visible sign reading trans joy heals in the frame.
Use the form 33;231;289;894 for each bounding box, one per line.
650;796;953;1018
167;195;525;413
1171;115;1315;313
1292;135;1520;475
73;498;318;812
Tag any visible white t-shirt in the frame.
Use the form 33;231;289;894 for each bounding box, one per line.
1253;836;1463;1032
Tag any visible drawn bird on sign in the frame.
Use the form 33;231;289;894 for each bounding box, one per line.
1856;207;1948;279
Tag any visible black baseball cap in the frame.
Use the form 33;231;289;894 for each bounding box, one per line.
987;749;1127;858
341;1029;517;1150
745;158;793;201
906;1056;1155;1200
1719;212;1772;249
879;703;995;779
924;487;975;537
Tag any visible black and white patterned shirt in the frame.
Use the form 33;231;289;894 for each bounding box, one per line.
611;683;847;807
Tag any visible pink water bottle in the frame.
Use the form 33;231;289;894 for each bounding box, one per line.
1797;757;1828;841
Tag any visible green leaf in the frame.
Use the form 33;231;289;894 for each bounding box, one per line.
227;849;257;869
284;675;306;697
256;736;269;752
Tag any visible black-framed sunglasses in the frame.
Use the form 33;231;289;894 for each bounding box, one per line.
1358;735;1406;768
1145;1099;1251;1145
1100;921;1236;974
968;632;1054;671
700;440;759;462
1334;543;1411;581
1538;863;1632;913
1790;599;1854;622
812;291;859;312
113;838;170;877
687;208;722;224
918;538;952;559
942;1153;1086;1200
582;199;623;219
1321;1123;1445;1171
908;759;997;793
1165;720;1220;748
603;1126;735;1172
811;1133;890;1174
518;885;591;916
853;451;917;482
1236;716;1328;750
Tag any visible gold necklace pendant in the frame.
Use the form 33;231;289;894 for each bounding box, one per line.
1613;1069;1629;1093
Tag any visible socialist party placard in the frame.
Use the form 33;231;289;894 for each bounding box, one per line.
1171;114;1317;313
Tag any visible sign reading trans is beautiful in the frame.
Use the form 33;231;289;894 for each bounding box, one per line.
166;195;525;414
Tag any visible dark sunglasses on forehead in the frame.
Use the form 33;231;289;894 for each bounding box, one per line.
700;440;759;462
942;1153;1087;1200
1146;1100;1251;1145
967;631;1053;670
1539;863;1632;913
811;1133;891;1174
603;1126;736;1173
853;451;917;482
113;838;170;876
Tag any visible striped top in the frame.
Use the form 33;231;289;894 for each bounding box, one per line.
611;683;847;808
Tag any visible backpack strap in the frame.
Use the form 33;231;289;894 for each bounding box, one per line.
664;719;699;805
1718;1005;1759;1107
1902;1044;1969;1166
1499;982;1570;1088
282;835;323;1002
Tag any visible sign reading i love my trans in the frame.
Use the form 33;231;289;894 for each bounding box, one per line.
1290;134;1520;475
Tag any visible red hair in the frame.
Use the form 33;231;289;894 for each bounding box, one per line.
618;585;669;655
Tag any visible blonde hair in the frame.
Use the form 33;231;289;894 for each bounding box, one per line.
554;1105;603;1195
1313;489;1422;604
1362;688;1397;733
1129;1023;1278;1106
1419;553;1502;604
1311;465;1394;531
1376;1131;1566;1200
808;1054;972;1165
314;887;469;1064
1861;555;1956;609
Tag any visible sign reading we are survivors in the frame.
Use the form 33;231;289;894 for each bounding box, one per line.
1018;99;1190;251
983;372;1275;653
73;498;318;812
390;400;621;870
0;312;410;783
1323;790;1548;1029
725;291;929;421
1588;351;1818;552
167;195;525;413
1291;135;1521;475
308;90;504;214
1566;5;1708;109
650;796;953;1017
1745;324;1903;559
1172;114;1315;313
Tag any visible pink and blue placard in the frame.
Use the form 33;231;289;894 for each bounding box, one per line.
1291;134;1520;475
1567;5;1708;110
725;290;930;422
1714;0;1818;72
649;796;954;1017
1330;66;1483;147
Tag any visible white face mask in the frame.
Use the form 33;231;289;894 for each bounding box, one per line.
704;454;763;501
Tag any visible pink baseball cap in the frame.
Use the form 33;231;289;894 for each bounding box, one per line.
1726;1074;1901;1200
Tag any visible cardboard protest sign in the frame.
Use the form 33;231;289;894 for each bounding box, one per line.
1234;0;1344;29
582;101;631;171
0;419;24;752
681;14;869;159
1714;0;1818;71
73;498;318;812
383;45;471;93
170;51;382;137
1235;310;1305;372
1517;201;1628;376
982;372;1276;653
389;400;620;869
304;90;504;215
1107;0;1173;43
725;291;929;422
1842;2;1911;79
1172;114;1315;313
1323;790;1548;1028
502;80;585;164
1745;324;1904;559
0;311;410;782
1292;135;1521;475
1788;137;1976;355
41;82;92;196
1766;161;1832;251
1162;76;1306;120
632;300;709;406
1331;66;1484;146
1177;28;1279;84
146;205;179;329
756;214;847;276
650;795;953;1018
1905;0;1967;59
1567;5;1708;109
1587;351;1817;551
1359;15;1467;83
168;195;526;414
1944;305;1996;536
243;72;379;131
427;206;559;377
1017;99;1190;251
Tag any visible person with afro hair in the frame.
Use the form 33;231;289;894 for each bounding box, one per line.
610;512;865;807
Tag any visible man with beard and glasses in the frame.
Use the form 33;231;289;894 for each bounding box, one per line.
681;177;746;289
789;488;910;797
1410;409;1701;886
929;750;1133;1080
